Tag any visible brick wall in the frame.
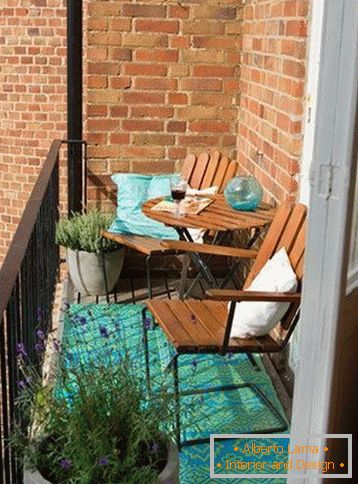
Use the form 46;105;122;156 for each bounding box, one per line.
237;0;309;203
0;0;311;264
0;0;67;264
86;0;241;202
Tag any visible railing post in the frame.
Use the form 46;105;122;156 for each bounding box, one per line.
67;0;83;214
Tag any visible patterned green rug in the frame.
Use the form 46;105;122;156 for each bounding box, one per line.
62;303;288;483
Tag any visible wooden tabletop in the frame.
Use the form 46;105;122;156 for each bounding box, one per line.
142;194;276;232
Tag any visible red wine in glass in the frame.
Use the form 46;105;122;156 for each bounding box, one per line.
170;178;188;216
171;188;186;201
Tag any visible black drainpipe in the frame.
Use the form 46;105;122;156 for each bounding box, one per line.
67;0;83;214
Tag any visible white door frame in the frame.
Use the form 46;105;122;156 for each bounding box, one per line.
289;0;358;481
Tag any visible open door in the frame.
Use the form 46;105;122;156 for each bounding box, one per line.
289;0;357;481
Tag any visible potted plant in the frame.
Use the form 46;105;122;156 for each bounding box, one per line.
12;337;179;484
56;210;124;296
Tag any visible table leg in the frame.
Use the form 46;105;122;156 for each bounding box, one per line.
176;227;218;293
219;227;262;289
178;253;190;300
183;230;230;298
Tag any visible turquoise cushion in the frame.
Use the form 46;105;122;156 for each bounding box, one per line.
109;173;179;239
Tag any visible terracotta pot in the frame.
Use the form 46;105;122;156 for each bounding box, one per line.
66;248;125;296
24;441;179;484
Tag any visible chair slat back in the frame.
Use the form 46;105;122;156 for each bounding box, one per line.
221;160;238;191
200;151;221;189
212;156;229;190
244;203;307;289
180;153;196;182
181;151;238;194
188;152;210;189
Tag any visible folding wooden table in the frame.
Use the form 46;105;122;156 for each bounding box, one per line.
142;194;276;296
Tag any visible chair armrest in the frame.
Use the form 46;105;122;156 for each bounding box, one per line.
206;289;301;302
160;240;258;258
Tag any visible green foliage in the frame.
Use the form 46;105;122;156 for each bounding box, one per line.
55;210;118;253
12;355;174;484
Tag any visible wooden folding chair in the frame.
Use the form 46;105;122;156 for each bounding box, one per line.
142;203;307;447
102;151;238;299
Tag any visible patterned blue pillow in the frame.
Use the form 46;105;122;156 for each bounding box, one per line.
109;173;179;240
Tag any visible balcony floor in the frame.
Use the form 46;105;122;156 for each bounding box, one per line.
60;294;289;482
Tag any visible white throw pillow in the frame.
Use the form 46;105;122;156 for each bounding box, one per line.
230;247;298;338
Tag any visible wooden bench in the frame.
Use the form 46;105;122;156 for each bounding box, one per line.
101;150;238;298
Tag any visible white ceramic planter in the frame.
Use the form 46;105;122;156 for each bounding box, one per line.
157;440;180;484
67;248;125;296
24;441;179;484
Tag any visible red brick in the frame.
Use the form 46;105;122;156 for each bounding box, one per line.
87;132;107;144
135;19;179;34
135;49;178;63
192;65;236;78
223;79;240;92
88;18;107;31
122;120;164;132
181;79;222;91
168;93;188;105
281;39;306;58
131;160;175;174
193;6;237;20
168;147;187;159
193;36;237;50
87;47;108;61
123;92;165;105
178;135;220;147
276;112;291;131
122;4;166;18
89;3;120;17
122;34;168;48
170;36;190;49
133;134;175;146
110;77;132;89
182;20;225;35
282;59;305;78
131;106;174;118
134;78;177;91
110;133;130;145
110;106;129;118
286;20;307;37
167;121;186;133
168;5;189;19
192;92;232;107
283;1;298;16
289;80;305;97
297;0;310;16
190;120;230;133
109;18;132;32
88;105;107;117
124;64;167;77
111;48;132;61
121;146;165;159
88;62;120;75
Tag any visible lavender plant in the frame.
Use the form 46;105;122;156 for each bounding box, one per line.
11;328;176;484
55;209;118;254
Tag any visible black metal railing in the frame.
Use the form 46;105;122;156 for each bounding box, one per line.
0;139;85;483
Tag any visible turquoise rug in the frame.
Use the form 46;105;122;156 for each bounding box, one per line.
62;304;288;483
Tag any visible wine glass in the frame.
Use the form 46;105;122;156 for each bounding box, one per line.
170;177;188;216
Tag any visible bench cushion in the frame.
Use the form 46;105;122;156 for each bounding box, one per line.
109;173;179;240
